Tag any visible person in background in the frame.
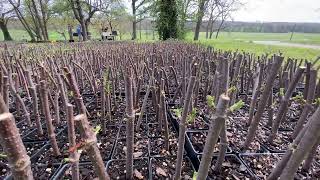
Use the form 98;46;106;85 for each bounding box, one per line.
77;25;82;41
68;24;74;42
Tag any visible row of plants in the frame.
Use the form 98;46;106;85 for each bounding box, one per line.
0;41;319;179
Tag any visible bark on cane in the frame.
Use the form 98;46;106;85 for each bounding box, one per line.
203;60;211;99
54;92;60;124
229;54;243;104
197;94;230;180
268;150;293;180
0;94;9;113
172;83;182;104
105;92;112;134
16;65;30;100
101;77;107;134
193;60;202;108
302;137;320;172
212;54;230;172
180;60;187;106
40;81;60;156
268;112;310;180
169;66;179;88
303;62;311;100
267;90;274;127
268;67;305;143
14;74;21;117
66;104;79;180
2;76;9;106
282;71;289;92
57;74;69;112
174;64;197;180
25;71;43;136
161;69;170;95
109;69;117;110
63;67;88;116
243;55;283;149
159;79;169;151
279;105;320;180
136;79;152;130
8;73;32;126
215;57;229;102
132;74;137;110
74;114;110;180
292;69;317;139
0;73;3;95
213;122;228;172
125;71;135;180
315;79;320;99
0;113;34;180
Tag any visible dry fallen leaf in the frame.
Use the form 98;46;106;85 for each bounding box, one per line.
133;152;143;158
123;146;127;155
156;167;167;177
239;164;247;172
222;162;232;167
226;131;233;137
134;169;144;180
257;164;262;169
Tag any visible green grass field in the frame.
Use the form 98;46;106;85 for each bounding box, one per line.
188;32;320;45
184;32;320;60
1;29;319;60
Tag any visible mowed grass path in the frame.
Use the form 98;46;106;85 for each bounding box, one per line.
1;29;319;60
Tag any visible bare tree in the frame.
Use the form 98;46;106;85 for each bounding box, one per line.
176;0;197;36
204;0;221;39
100;1;126;32
7;0;37;41
8;0;51;41
194;0;242;40
131;0;152;40
194;0;207;40
0;0;14;41
23;0;50;41
69;0;117;41
214;0;240;39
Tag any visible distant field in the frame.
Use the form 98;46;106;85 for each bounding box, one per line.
188;32;320;45
185;32;320;60
0;29;154;42
1;29;319;60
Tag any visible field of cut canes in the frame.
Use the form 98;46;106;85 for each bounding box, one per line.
0;41;319;180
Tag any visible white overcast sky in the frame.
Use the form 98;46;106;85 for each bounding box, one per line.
234;0;320;22
125;0;320;23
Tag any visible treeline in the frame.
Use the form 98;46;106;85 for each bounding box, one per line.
196;21;320;33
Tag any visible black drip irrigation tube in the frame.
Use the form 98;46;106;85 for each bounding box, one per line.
167;109;200;170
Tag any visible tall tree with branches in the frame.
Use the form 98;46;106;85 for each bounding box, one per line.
68;0;117;41
131;0;152;40
7;0;37;41
176;0;196;38
0;0;15;41
194;0;207;40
